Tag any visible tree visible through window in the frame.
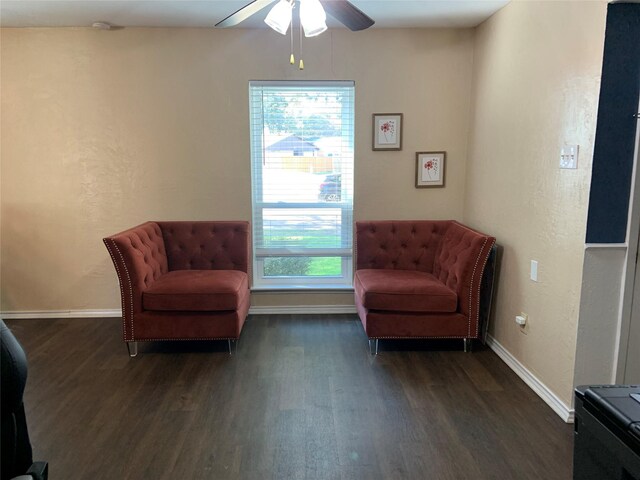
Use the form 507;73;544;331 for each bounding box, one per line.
249;81;354;287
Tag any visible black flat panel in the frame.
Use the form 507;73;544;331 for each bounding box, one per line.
585;4;640;244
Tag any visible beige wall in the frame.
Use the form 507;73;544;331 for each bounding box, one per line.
0;27;475;311
464;1;607;405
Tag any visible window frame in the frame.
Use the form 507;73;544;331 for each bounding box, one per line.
249;80;355;288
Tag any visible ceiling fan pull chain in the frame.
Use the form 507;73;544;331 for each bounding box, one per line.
290;9;295;65
299;14;304;70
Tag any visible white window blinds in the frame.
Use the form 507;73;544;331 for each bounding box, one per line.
249;80;355;286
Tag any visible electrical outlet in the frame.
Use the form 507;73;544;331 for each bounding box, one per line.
517;312;529;335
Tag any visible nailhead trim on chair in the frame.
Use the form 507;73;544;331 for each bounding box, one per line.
475;237;496;337
468;236;488;338
450;222;495;339
449;223;482;338
103;239;129;341
104;238;135;341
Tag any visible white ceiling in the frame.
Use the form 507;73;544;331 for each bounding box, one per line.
0;1;510;29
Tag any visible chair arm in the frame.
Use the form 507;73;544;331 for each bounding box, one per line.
103;222;168;342
434;222;496;337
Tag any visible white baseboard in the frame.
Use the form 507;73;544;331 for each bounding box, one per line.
1;309;122;320
1;305;357;320
486;334;575;423
249;305;357;315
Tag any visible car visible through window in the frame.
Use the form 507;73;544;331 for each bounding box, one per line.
319;173;342;202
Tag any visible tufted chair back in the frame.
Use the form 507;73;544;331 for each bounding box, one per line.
158;221;249;273
355;220;450;273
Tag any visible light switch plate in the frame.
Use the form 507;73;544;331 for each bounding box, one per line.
530;260;538;282
560;145;579;169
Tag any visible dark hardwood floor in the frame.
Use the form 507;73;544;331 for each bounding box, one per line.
5;315;573;479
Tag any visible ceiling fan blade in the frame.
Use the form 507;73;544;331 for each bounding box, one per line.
319;0;375;31
215;0;276;28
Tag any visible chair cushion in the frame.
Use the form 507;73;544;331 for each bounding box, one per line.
354;269;457;313
143;270;248;312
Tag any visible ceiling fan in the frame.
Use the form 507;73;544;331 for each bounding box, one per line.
215;0;375;34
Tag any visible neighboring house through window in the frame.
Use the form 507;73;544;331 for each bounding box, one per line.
249;80;355;287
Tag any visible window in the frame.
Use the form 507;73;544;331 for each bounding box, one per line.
249;80;354;288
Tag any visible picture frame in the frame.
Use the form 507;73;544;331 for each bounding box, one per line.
416;151;446;188
372;113;403;151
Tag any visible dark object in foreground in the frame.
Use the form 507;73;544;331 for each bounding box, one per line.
574;385;640;479
1;320;49;480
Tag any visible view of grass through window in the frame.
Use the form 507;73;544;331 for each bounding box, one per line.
250;81;354;285
263;257;342;277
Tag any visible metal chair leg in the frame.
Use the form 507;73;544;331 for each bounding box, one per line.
463;338;472;353
368;339;379;355
228;339;237;355
127;341;138;357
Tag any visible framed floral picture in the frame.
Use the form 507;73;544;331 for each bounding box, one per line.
416;151;446;188
372;113;403;151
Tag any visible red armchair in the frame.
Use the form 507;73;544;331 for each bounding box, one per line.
103;221;250;356
354;220;496;354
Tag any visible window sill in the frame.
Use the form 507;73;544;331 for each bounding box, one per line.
251;285;354;293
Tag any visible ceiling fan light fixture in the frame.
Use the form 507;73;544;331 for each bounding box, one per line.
300;0;327;37
264;0;293;35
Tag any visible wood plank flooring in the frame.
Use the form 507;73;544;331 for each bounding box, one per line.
5;315;574;479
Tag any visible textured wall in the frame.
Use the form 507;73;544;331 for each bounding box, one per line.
0;27;475;311
465;1;607;405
